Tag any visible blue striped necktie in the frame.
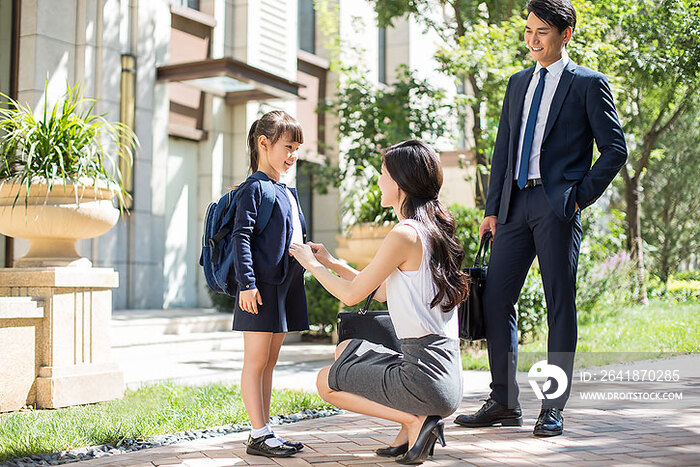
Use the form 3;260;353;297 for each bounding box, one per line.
518;67;548;189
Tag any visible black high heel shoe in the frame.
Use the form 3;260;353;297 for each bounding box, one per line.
396;416;446;465
375;442;408;457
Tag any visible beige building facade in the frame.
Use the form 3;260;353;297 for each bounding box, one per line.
0;0;475;312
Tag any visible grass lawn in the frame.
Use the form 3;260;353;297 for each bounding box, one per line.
462;299;700;371
0;383;332;462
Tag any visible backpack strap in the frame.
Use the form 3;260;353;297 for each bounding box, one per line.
249;172;276;233
255;179;275;233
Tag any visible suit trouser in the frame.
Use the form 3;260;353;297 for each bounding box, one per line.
485;184;582;409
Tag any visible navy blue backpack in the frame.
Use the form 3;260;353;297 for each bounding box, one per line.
200;172;275;296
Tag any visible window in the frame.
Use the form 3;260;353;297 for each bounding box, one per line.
378;27;387;84
298;0;315;54
175;0;199;10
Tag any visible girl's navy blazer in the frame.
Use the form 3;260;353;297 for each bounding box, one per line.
231;171;307;291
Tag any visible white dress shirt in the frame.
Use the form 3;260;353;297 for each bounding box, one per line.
514;53;570;181
285;187;304;245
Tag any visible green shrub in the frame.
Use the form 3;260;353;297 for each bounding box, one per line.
647;272;700;304
576;259;607;316
449;204;483;266
579;205;627;263
304;271;340;331
646;274;666;300
651;278;700;304
206;288;235;313
576;251;638;322
666;279;700;302
671;270;700;282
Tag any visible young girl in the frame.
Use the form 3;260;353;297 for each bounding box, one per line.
232;110;308;458
290;140;468;465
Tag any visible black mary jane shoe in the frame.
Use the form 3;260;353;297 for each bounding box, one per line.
395;416;446;465
282;439;304;451
533;407;563;437
375;442;408;457
246;434;297;457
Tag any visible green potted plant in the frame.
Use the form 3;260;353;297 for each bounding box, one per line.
0;81;138;267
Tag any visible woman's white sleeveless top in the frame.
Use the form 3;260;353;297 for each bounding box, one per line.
385;219;459;340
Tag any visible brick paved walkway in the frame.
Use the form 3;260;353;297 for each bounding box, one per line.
76;393;700;467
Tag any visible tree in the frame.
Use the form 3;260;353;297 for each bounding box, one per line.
370;0;620;206
342;0;700;302
371;1;526;206
596;0;700;301
331;64;451;225
641;106;700;283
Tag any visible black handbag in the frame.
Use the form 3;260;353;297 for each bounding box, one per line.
337;288;401;352
458;231;493;341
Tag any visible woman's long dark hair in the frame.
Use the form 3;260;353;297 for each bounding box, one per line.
247;110;304;172
383;140;468;312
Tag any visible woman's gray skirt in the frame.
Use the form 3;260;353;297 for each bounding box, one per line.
328;334;463;418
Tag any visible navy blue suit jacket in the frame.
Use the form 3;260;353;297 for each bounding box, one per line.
231;172;307;291
485;61;627;223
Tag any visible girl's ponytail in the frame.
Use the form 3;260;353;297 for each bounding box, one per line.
247;120;260;172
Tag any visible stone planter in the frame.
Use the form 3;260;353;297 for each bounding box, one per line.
0;181;124;411
0;182;119;268
335;223;395;270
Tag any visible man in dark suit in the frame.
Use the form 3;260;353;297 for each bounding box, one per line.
454;0;627;436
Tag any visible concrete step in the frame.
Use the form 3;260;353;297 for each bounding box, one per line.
113;330;245;355
111;328;335;390
109;308;313;389
111;307;301;348
111;308;233;346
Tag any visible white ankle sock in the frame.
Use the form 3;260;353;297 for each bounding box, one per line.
266;424;286;447
265;423;285;443
250;426;271;439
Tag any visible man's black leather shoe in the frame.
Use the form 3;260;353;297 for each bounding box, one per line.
533;407;563;437
454;398;523;427
246;434;297;457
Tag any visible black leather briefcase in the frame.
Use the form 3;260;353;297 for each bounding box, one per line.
458;231;492;341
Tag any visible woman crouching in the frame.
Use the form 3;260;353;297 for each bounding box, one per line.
289;140;467;465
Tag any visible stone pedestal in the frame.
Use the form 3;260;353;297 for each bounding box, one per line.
0;267;124;411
